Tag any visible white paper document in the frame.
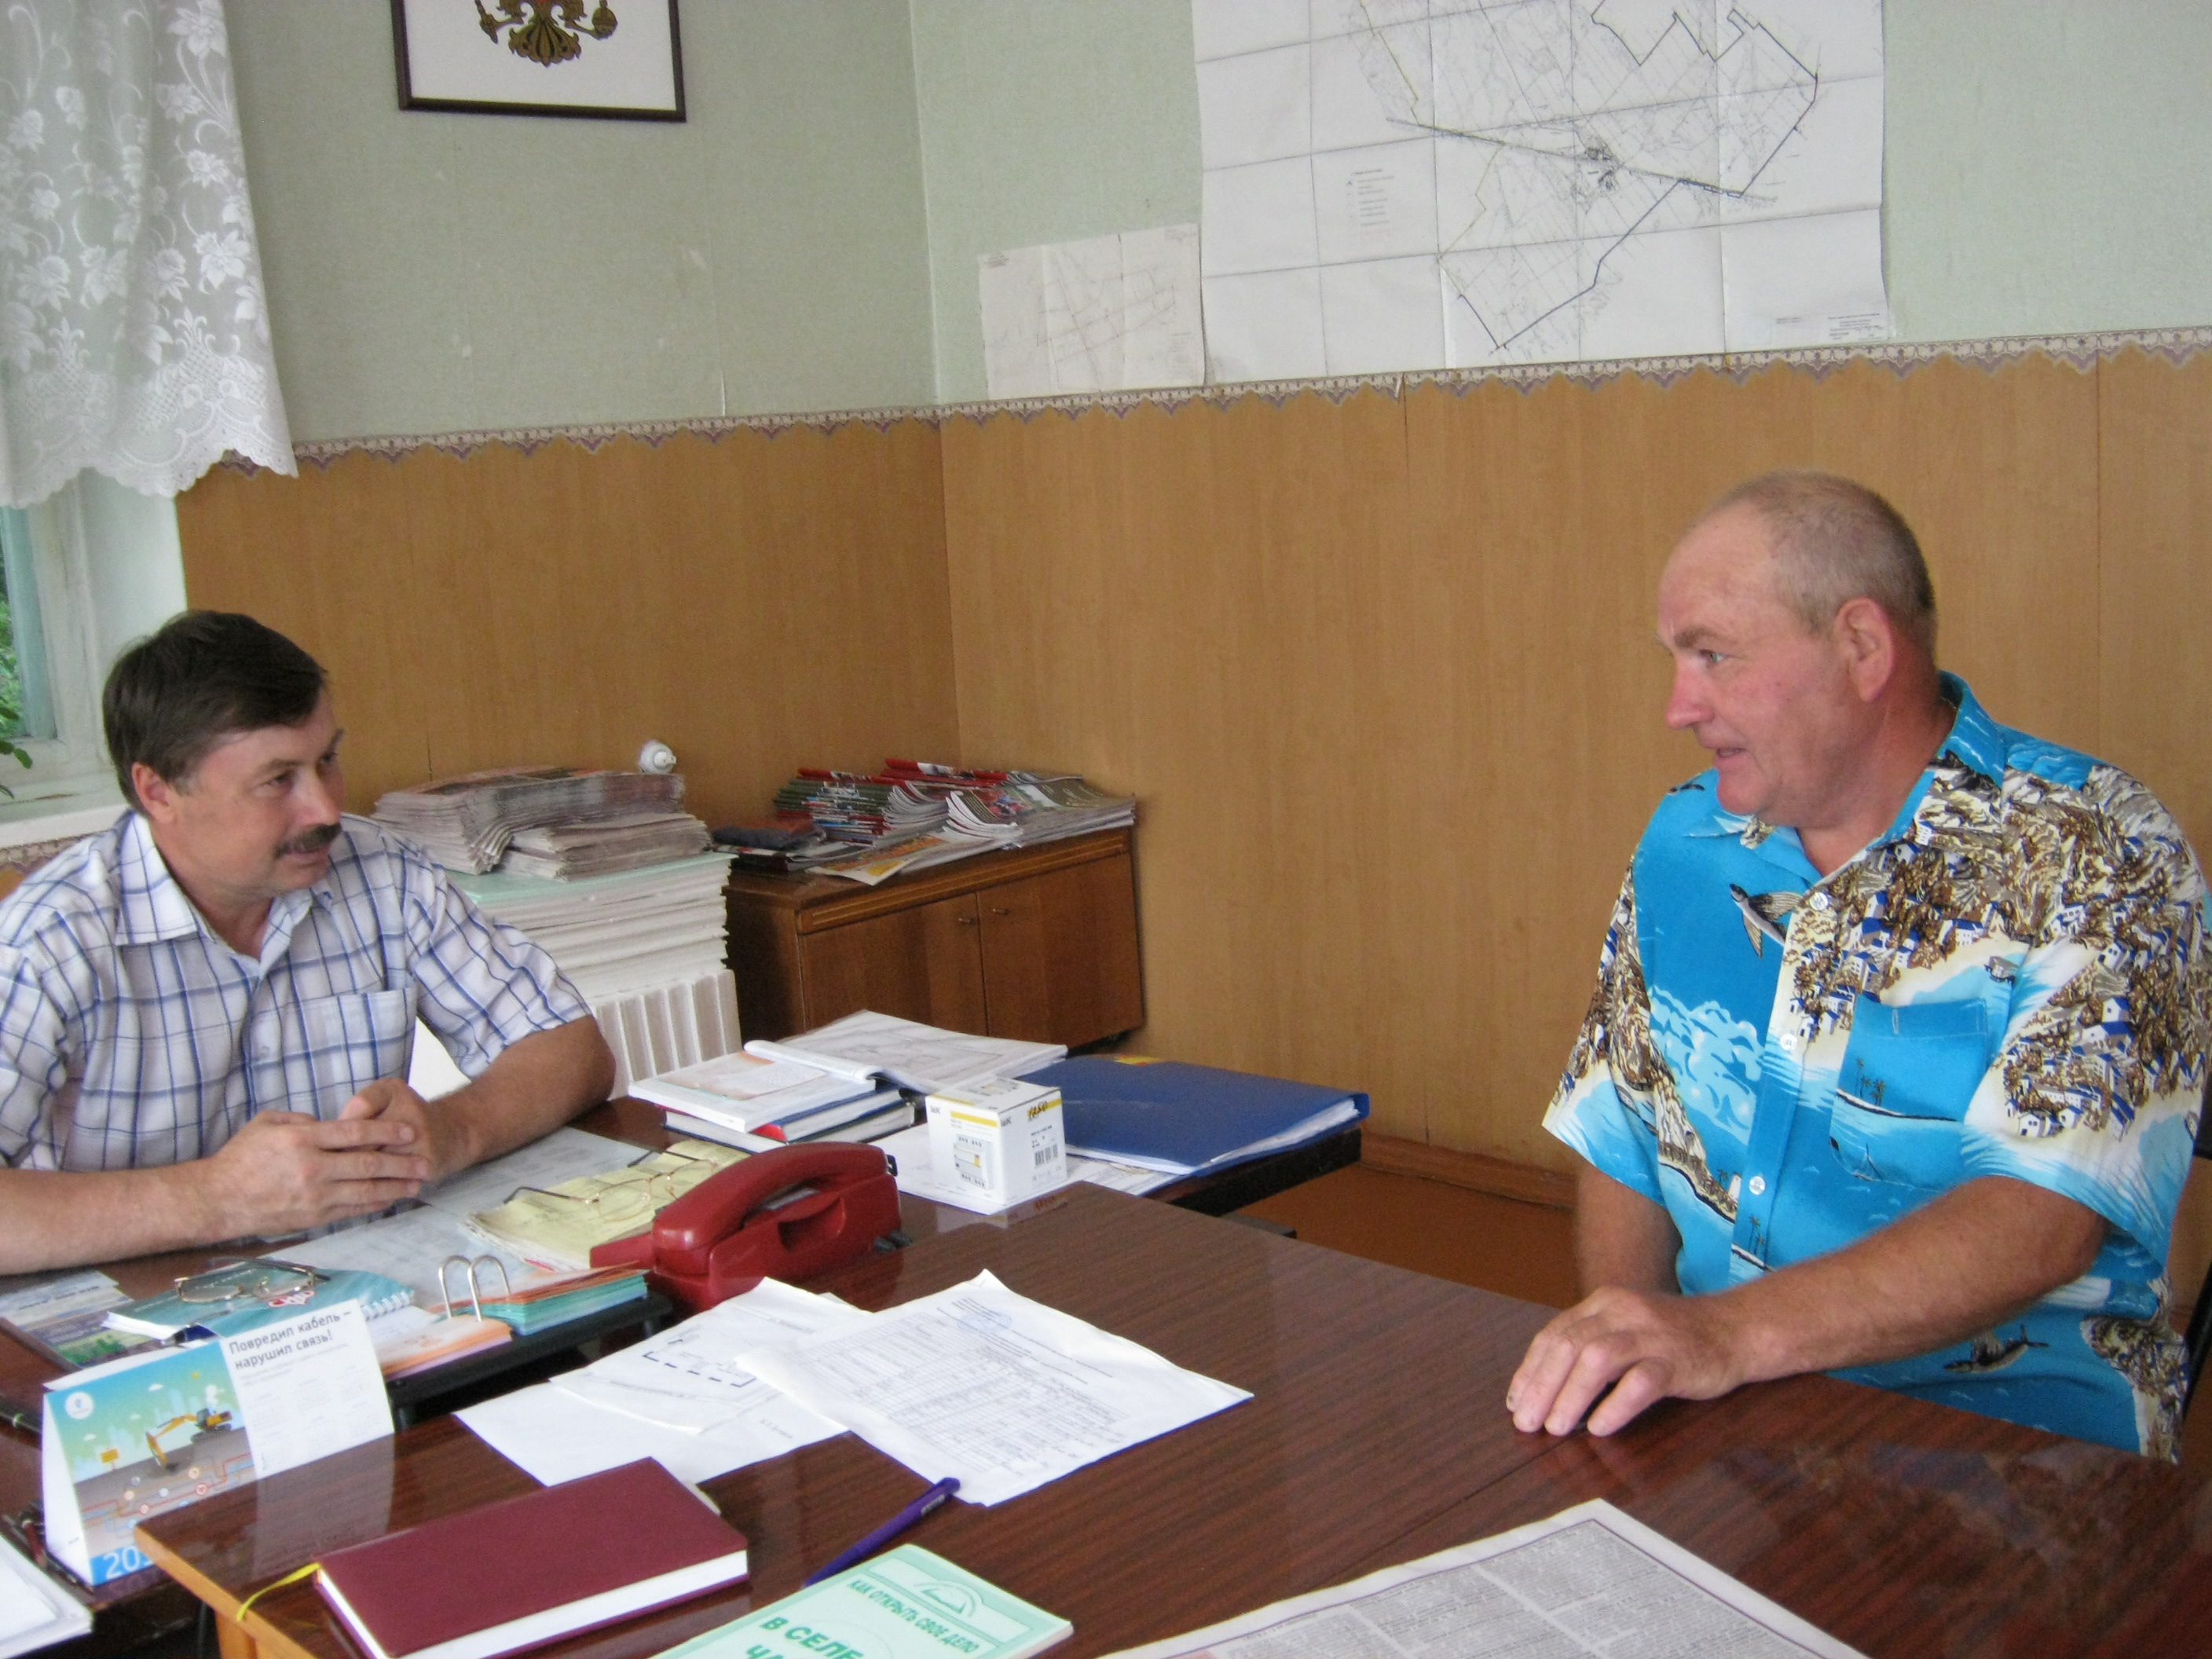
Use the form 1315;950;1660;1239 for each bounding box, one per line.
218;1305;394;1478
269;1203;544;1307
1104;1499;1862;1658
0;1536;88;1657
731;1270;1250;1506
981;225;1206;399
415;1126;643;1217
457;1281;861;1484
1195;0;1888;378
552;1279;867;1432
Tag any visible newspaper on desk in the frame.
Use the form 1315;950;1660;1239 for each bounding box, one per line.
1102;1500;1863;1659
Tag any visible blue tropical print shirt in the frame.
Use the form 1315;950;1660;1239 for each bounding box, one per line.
1545;676;2207;1459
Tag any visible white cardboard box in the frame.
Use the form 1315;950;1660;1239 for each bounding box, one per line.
925;1079;1067;1207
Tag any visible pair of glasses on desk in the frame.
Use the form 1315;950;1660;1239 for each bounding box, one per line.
170;1259;328;1306
504;1144;716;1227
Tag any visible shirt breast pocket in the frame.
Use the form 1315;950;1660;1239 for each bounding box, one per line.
1829;996;1998;1193
293;988;416;1118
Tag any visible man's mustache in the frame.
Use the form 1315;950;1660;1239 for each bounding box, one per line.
277;822;341;857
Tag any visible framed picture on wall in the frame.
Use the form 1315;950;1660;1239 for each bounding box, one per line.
392;0;685;122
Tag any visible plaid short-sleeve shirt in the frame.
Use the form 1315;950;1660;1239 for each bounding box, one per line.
1546;676;2210;1459
0;811;589;1171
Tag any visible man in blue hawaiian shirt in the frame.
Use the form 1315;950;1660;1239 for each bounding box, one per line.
1509;472;2207;1459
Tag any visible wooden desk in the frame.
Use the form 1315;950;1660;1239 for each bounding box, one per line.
137;1185;2212;1659
0;1102;1358;1654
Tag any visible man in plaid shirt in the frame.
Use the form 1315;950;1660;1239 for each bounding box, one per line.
0;612;614;1271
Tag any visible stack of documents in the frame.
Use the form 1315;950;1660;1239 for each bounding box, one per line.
269;1128;690;1352
1021;1056;1368;1178
467;1140;749;1273
457;1271;1247;1508
451;851;733;1002
633;1050;910;1146
373;766;688;873
0;1269;145;1369
943;773;1137;846
747;1009;1065;1094
768;758;1135;886
498;810;712;879
635;1013;1060;1156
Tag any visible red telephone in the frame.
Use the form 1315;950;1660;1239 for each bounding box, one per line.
589;1142;903;1312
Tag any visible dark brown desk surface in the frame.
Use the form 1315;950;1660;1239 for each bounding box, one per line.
0;1096;1359;1650
134;1184;2212;1659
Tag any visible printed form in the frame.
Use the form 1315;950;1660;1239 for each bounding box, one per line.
731;1270;1249;1506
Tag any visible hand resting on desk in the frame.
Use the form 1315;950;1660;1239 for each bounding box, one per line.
1506;1166;2106;1440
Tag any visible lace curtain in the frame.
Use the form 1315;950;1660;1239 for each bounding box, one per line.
0;0;292;507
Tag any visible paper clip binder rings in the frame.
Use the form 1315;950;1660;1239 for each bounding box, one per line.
437;1255;513;1322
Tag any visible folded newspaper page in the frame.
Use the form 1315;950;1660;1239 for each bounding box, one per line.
1102;1500;1863;1659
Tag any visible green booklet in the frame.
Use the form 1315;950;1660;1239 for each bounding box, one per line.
656;1545;1071;1659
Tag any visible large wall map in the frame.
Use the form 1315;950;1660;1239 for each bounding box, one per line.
1195;1;1886;380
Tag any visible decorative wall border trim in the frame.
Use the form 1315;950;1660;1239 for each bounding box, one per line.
263;324;2212;471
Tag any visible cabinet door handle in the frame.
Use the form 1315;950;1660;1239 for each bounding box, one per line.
954;914;979;926
987;906;1012;917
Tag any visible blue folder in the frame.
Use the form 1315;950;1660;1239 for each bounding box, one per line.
1021;1056;1368;1176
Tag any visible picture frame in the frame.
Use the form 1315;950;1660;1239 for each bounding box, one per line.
391;0;686;123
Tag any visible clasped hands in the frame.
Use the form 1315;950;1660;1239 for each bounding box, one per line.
200;1078;445;1237
1507;1285;1752;1438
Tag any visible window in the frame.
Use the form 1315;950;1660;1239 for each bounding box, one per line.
0;476;189;817
0;505;59;748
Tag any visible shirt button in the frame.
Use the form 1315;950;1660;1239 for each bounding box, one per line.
1748;1174;1767;1196
1811;892;1831;911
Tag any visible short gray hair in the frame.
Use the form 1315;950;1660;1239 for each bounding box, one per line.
1701;471;1937;657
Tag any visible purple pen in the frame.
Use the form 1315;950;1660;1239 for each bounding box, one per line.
802;1476;961;1586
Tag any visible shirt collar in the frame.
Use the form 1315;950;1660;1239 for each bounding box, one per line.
115;811;208;945
114;810;326;962
1677;672;1998;878
1931;671;2006;782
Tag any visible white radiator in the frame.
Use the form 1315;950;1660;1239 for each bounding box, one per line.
591;969;742;1097
408;967;742;1101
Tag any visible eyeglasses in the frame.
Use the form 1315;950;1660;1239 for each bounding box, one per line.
173;1260;325;1306
509;1147;713;1227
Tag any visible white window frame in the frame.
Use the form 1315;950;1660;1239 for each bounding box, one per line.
2;486;112;795
0;474;189;840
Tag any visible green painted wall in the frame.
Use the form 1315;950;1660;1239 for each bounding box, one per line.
1885;2;2212;341
227;0;936;443
910;0;2212;402
907;0;1202;404
223;1;2212;435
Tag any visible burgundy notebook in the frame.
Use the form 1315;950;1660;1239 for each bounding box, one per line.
314;1459;749;1659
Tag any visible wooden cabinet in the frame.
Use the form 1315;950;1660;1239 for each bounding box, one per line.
724;829;1144;1047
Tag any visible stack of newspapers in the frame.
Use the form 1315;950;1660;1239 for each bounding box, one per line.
766;759;1135;886
500;811;711;879
373;767;706;877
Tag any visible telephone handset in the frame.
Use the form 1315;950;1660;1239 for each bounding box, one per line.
589;1141;903;1311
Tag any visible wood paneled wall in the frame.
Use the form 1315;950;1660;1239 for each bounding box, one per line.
176;424;959;827
174;349;2212;1293
939;350;2212;1288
